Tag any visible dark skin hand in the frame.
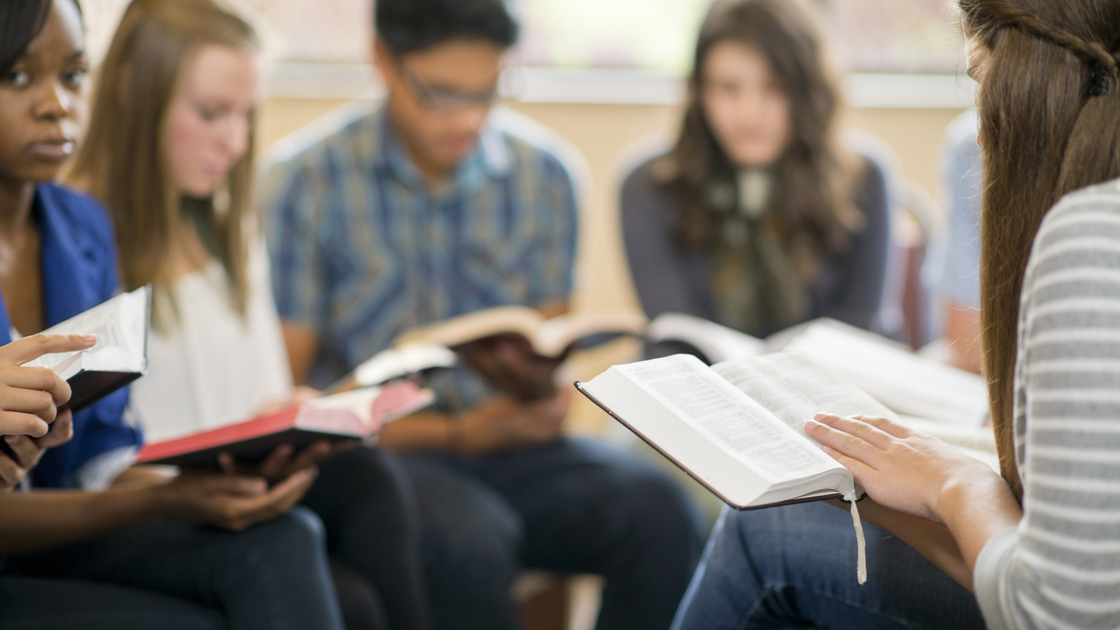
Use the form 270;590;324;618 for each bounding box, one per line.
217;440;356;485
0;408;72;491
456;334;565;402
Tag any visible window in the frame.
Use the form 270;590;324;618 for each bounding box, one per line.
83;0;963;74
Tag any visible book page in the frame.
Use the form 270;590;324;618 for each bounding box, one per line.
645;313;766;364
713;351;900;445
353;344;458;387
616;355;839;482
536;311;646;357
24;286;149;374
784;319;988;425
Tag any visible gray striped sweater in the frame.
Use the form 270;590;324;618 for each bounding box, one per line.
976;178;1120;630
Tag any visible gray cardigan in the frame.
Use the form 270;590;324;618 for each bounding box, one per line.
620;150;892;339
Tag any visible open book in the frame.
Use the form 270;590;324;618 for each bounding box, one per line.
646;314;990;427
577;350;889;510
23;286;151;412
394;306;647;358
136;381;434;469
325;344;458;394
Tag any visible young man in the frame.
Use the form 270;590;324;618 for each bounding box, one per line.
261;0;704;628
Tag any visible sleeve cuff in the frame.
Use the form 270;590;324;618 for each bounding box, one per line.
973;526;1019;630
72;445;139;491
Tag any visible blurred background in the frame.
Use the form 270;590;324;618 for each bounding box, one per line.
80;0;974;434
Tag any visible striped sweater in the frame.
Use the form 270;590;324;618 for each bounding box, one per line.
976;177;1120;629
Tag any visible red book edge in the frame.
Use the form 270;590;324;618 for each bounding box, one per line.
136;383;433;464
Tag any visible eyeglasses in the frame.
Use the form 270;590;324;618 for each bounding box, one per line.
395;59;501;111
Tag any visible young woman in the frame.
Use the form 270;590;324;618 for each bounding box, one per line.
672;1;1120;629
621;0;891;344
0;2;345;628
67;2;430;628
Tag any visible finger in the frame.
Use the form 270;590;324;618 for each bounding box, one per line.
6;367;72;406
4;435;41;469
286;441;332;473
1;334;96;365
851;415;912;439
256;444;295;480
0;387;57;425
805;417;882;466
239;467;318;527
819;442;880;481
201;473;268;496
216;452;243;476
36;410;73;449
0;455;23;491
813;413;894;450
0;411;49;438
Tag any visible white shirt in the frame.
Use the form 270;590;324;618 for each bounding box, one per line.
130;236;293;441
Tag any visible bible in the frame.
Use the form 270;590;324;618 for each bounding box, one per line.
577;350;883;510
24;285;151;412
136;381;434;469
394;306;647;358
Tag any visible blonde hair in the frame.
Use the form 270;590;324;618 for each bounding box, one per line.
68;0;261;325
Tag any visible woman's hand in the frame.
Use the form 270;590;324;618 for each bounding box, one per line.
0;333;96;437
158;467;318;531
217;441;354;485
804;413;1004;524
0;409;74;492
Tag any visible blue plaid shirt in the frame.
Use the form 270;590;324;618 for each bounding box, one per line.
261;104;579;411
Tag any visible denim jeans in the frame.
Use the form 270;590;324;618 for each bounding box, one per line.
303;446;430;630
671;502;986;630
5;506;345;630
0;576;223;630
401;438;705;630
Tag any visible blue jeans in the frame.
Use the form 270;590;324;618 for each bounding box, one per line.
0;576;223;629
671;502;986;630
4;506;345;630
402;438;705;630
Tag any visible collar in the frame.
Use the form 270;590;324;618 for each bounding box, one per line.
0;184;104;345
372;105;512;196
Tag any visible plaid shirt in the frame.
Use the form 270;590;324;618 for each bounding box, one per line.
261;104;579;411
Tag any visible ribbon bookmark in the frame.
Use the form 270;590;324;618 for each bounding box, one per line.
846;489;868;585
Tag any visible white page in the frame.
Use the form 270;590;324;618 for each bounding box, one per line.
616;355;839;482
25;286;149;374
784;319;988;425
645;313;766;363
713;351;901;445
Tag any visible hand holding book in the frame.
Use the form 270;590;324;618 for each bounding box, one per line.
217;439;357;485
457;334;565;401
804;412;1011;527
160;465;319;532
0;333;96;437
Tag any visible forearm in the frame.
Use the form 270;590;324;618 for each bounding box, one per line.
845;499;974;589
0;485;170;554
378;410;456;452
936;475;1021;579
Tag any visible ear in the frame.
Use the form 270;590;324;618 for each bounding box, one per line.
372;38;393;83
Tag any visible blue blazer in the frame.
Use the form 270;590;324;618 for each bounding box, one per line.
0;184;142;488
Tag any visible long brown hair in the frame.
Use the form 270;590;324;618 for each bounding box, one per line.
67;0;260;324
658;0;861;255
961;0;1120;499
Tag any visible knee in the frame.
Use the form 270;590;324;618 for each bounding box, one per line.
246;507;330;568
616;466;704;545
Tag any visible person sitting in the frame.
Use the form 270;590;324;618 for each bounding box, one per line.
65;1;429;628
0;2;344;628
621;0;891;347
260;0;705;628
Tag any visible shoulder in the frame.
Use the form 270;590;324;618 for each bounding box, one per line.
486;109;587;192
1035;178;1120;254
260;102;380;194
